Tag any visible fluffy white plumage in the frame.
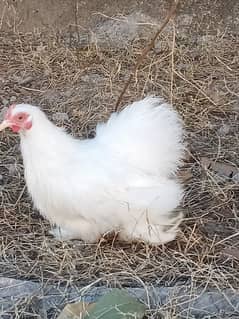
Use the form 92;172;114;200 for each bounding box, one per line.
3;97;185;244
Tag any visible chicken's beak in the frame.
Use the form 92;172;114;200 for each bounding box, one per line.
0;120;10;131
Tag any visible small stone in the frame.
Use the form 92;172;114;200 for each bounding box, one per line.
81;73;103;84
154;41;161;53
18;76;34;86
1;98;9;106
10;96;17;103
0;107;8;121
232;173;239;183
180;14;193;26
52;112;69;122
8;164;18;176
64;89;73;98
0;175;3;186
218;123;230;136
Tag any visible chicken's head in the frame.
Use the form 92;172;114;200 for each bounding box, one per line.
0;104;33;133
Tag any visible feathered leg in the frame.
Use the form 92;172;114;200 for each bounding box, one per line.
49;219;101;243
119;210;183;245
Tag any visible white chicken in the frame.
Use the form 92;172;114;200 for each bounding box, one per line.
0;97;184;244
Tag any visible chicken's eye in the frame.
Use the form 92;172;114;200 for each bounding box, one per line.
18;115;23;121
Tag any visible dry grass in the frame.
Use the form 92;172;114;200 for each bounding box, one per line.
0;22;239;318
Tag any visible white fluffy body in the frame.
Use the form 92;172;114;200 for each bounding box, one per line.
15;97;185;244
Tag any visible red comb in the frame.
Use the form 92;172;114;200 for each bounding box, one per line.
5;104;16;119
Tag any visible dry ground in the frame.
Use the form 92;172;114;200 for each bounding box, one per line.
0;21;239;318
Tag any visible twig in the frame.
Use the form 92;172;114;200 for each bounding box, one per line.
173;69;217;105
170;22;176;105
14;185;27;206
93;12;160;27
74;0;81;62
0;4;7;31
114;0;180;112
215;231;239;246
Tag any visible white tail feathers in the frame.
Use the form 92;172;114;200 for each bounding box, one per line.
96;97;184;176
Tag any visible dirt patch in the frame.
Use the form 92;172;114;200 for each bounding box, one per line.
1;0;239;33
0;1;239;318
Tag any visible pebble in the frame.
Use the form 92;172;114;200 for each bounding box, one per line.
232;173;239;183
0;107;8;120
52;112;69;122
1;98;9;106
10;96;17;103
218;123;230;136
8;164;18;176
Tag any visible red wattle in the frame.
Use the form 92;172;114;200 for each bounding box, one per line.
11;125;20;133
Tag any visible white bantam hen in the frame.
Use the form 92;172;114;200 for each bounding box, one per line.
0;97;184;244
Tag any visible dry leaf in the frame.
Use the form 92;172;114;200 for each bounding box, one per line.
57;289;146;319
57;301;95;319
222;248;239;260
201;157;238;179
86;289;146;319
178;168;193;182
